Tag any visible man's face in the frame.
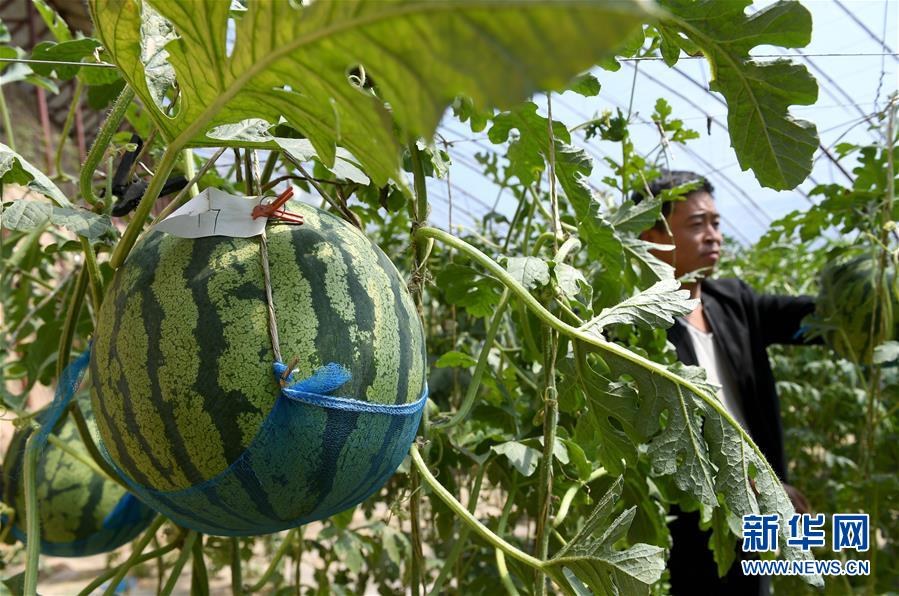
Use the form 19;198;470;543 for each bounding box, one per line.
641;191;723;279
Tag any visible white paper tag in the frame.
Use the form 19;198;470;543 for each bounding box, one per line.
154;188;267;238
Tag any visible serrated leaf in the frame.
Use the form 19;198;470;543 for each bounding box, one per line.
593;351;823;587
491;441;541;477
505;256;550;290
568;354;641;476
547;477;665;595
610;194;663;234
0;144;70;206
622;237;675;283
91;0;648;184
435;350;477;369
488;102;571;186
582;279;697;333
661;0;819;190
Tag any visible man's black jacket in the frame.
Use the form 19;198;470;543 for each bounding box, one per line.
665;278;817;595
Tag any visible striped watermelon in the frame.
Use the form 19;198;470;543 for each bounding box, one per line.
1;397;156;557
814;250;897;363
89;202;427;536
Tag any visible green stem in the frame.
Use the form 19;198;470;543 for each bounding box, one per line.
80;86;134;206
100;516;166;596
410;464;424;596
23;434;41;596
160;532;197;596
182;149;199;198
245;528;299;592
54;78;84;178
79;237;103;317
56;264;88;379
410;445;544;570
414;226;784;495
408;139;430;596
429;458;490;594
432;289;510;428
534;331;559;595
191;534;210;596
110;146;181;270
78;542;177;596
231;537;243;596
0;83;15;150
260;150;280;186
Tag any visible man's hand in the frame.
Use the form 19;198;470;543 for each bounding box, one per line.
783;482;811;514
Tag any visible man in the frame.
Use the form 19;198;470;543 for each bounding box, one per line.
631;171;813;595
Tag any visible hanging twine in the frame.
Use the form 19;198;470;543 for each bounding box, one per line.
258;229;283;365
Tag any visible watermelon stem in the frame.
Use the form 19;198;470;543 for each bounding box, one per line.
410;444;544;571
22;433;40;596
159;531;197;596
244;527;300;592
79;86;134;208
77;539;178;596
93;515;165;596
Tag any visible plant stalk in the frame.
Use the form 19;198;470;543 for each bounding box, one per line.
231;537;243;596
97;515;166;596
410;445;543;570
428;458;490;594
80;86;134;206
23;434;41;596
0;83;15;150
78;541;177;596
160;531;197;596
245;528;299;592
56;263;88;378
534;330;559;595
110;146;182;269
54;78;84;178
191;534;210;596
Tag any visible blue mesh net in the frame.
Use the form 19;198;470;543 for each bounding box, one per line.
101;361;427;536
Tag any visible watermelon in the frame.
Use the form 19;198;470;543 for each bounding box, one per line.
812;250;898;363
89;202;427;536
1;397;156;557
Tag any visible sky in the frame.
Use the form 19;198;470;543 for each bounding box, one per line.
425;0;899;245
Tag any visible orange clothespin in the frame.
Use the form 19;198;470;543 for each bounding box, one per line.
252;187;304;224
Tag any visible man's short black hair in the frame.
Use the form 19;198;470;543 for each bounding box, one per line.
629;170;714;221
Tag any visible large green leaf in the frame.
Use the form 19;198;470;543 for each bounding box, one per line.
658;0;818;190
90;0;649;185
595;353;824;587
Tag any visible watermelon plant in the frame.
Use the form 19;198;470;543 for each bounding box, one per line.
1;0;893;594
